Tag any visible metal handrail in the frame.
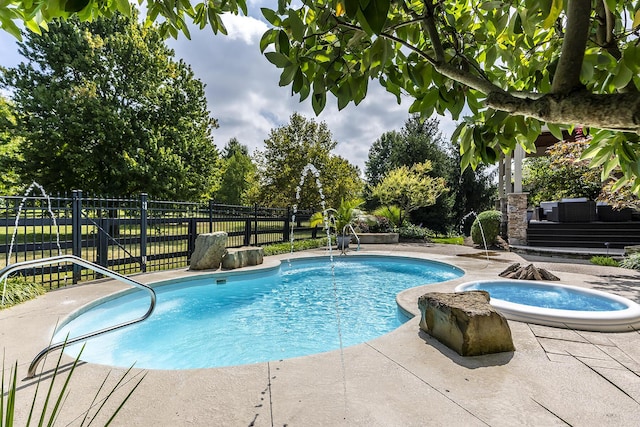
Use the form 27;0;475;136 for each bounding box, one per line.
0;255;156;378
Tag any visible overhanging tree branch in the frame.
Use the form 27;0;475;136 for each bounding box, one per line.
486;90;640;133
551;0;591;93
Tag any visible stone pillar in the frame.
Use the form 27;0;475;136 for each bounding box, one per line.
507;193;528;246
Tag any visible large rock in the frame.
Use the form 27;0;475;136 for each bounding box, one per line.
189;232;228;270
418;291;515;356
222;247;264;269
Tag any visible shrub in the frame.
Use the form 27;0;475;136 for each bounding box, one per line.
470;210;502;246
620;252;640;270
590;256;620;267
0;277;45;309
262;238;329;256
396;223;432;241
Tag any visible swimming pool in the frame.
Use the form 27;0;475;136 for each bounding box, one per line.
55;255;462;369
455;280;640;332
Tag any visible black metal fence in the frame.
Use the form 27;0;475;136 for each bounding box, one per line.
0;191;314;288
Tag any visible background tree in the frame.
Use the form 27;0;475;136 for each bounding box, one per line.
365;131;402;186
0;95;23;194
222;137;249;159
523;138;640;209
254;113;362;210
215;138;255;205
372;161;448;227
2;12;220;200
7;1;640;194
365;115;494;234
449;142;497;235
524;141;602;207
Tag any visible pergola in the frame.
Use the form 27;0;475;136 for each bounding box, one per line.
497;130;579;245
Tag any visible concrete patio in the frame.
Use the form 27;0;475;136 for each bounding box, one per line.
2;243;639;426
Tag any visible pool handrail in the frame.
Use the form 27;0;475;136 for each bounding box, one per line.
0;255;156;378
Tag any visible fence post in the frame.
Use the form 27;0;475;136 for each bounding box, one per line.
243;217;251;246
187;218;197;263
253;203;258;246
71;190;82;284
208;200;214;233
283;207;290;243
140;193;147;273
96;218;109;270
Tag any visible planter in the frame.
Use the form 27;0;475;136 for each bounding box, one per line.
357;232;399;244
336;235;352;250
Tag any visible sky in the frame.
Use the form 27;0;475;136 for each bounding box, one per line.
0;3;458;174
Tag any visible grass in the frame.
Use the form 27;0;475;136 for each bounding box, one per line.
431;236;464;245
0;277;45;309
589;256;620;267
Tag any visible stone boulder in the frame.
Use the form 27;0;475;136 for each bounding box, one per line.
418;291;515;356
222;247;264;269
189;232;228;270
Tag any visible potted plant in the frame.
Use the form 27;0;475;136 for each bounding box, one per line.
310;198;365;250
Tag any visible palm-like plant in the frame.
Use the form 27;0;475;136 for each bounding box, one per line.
309;198;365;235
2;343;144;426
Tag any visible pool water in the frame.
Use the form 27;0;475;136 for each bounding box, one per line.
463;282;627;311
55;256;461;369
455;279;640;332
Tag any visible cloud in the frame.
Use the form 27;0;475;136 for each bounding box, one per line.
220;13;268;45
166;19;460;174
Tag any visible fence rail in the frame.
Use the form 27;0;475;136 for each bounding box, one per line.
1;191;314;288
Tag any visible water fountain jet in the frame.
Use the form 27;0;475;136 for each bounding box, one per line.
2;182;62;306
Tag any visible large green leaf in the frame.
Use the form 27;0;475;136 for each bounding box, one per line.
360;0;389;35
265;51;291;68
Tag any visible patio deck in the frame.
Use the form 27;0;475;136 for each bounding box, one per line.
2;243;639;426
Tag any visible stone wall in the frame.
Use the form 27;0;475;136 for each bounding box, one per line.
507;193;528;246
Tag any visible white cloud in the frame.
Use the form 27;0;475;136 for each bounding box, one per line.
220;14;268;45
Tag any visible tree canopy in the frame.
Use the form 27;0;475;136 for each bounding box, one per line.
253;113;362;210
2;12;220;199
365;115;495;233
0;95;22;194
4;1;640;191
216;138;255;205
258;1;640;188
371;161;448;227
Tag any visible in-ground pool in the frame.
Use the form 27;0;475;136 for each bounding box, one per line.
455;280;640;332
55;255;462;369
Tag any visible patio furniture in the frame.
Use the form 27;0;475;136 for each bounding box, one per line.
597;205;633;222
548;200;596;223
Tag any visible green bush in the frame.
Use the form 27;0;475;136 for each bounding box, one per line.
470;210;502;246
396;223;432;241
620;252;640;270
262;238;330;256
590;256;620;267
0;277;45;309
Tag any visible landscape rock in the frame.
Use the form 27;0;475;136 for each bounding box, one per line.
418;291;515;356
189;232;228;270
499;263;560;281
222;247;264;269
